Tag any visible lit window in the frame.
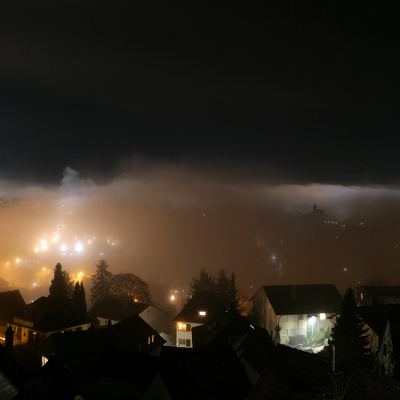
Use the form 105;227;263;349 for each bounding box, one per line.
148;337;151;345
281;329;288;336
289;329;296;336
281;315;288;322
199;311;206;316
320;313;326;320
41;356;48;366
178;323;191;331
289;315;296;322
152;334;154;342
361;293;364;300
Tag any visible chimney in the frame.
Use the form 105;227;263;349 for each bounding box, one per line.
291;286;296;300
5;326;14;357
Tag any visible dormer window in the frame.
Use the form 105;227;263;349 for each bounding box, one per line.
199;311;207;316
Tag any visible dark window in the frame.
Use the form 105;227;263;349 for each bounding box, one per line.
299;314;304;321
186;339;191;346
186;324;191;331
76;327;82;331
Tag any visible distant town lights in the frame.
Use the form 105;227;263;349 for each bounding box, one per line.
76;243;83;252
61;245;67;251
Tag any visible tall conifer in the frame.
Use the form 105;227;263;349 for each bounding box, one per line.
331;287;372;369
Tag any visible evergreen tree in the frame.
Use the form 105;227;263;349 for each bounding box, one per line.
331;287;372;369
90;259;112;307
216;269;230;299
228;272;240;311
73;281;87;316
63;270;75;297
49;263;67;300
189;267;215;297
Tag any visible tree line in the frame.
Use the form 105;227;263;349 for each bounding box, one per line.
47;260;152;308
189;267;241;311
90;259;151;307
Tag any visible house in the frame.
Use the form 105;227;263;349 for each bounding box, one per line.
192;308;273;352
356;286;400;306
355;304;400;378
250;284;343;344
88;297;169;335
0;290;26;327
172;292;229;348
40;314;165;370
8;296;97;349
232;329;276;386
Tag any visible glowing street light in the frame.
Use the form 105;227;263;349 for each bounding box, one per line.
61;245;67;251
42;244;47;250
76;243;83;252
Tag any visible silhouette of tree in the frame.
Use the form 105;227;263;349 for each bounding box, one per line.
49;263;67;300
331;287;372;370
109;273;152;304
228;272;240;311
189;267;215;297
63;270;75;297
73;281;87;316
90;259;112;307
216;269;230;299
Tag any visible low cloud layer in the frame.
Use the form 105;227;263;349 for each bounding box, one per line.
1;161;400;299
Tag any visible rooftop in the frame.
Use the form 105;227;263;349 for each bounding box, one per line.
252;284;343;315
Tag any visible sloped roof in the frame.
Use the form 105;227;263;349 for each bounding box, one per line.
253;284;343;315
0;290;25;324
88;297;152;321
233;330;275;374
248;344;332;400
358;286;400;297
40;314;165;368
192;308;273;351
173;292;229;323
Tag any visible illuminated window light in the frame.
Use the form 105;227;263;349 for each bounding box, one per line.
170;296;175;300
320;313;326;320
199;311;207;316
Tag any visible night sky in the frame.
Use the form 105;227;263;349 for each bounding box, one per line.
1;2;400;297
1;1;399;185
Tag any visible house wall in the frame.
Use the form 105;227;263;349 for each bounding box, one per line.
8;322;92;346
176;321;202;348
140;307;168;334
377;321;395;377
278;314;331;344
251;289;277;338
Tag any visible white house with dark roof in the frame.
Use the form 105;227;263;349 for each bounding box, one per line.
173;292;229;348
250;284;343;344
